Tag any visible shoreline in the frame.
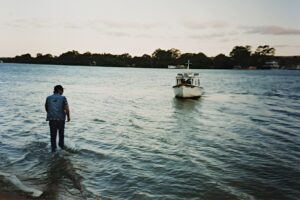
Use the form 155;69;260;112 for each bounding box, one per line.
0;192;29;200
1;62;299;70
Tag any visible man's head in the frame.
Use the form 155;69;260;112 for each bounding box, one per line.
53;85;64;94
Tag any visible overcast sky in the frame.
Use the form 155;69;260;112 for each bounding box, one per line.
0;0;299;57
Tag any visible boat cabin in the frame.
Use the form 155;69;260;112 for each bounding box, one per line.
175;72;200;86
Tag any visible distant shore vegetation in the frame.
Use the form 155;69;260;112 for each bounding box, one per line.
1;45;300;69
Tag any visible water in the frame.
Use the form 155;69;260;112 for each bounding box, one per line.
0;63;299;200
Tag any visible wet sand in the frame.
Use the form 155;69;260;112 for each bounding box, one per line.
0;192;29;200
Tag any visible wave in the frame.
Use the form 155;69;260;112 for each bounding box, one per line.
129;119;144;129
93;118;106;123
0;171;43;197
0;140;103;200
5;152;30;166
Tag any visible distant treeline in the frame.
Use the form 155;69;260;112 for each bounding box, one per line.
1;45;300;69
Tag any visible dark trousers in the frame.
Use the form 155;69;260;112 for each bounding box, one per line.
49;120;65;152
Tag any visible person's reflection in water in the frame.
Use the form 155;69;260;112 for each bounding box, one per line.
40;156;82;200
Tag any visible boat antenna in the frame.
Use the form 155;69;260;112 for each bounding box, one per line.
186;60;191;70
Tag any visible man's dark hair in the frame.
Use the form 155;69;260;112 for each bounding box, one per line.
54;85;64;93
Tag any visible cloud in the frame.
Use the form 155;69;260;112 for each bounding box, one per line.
105;31;131;37
89;19;160;30
189;31;240;40
274;44;300;48
5;18;163;35
64;23;81;29
86;19;165;38
6;18;77;29
243;25;300;35
6;18;47;28
274;44;290;48
183;20;228;29
135;34;163;39
189;33;225;39
219;38;231;43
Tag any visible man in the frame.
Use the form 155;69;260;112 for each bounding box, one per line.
45;85;70;153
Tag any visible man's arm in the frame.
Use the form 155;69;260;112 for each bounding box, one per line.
64;106;70;122
45;98;48;112
63;97;70;122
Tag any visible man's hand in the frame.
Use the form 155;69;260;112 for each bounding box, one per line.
64;106;70;122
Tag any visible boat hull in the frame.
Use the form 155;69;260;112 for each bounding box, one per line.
173;85;204;98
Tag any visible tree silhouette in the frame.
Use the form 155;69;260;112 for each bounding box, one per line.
5;45;299;69
230;46;252;67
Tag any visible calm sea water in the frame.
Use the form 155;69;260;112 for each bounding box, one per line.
0;63;299;200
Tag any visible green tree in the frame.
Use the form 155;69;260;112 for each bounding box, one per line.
167;48;181;60
35;53;53;64
132;54;153;68
230;45;252;67
178;52;212;69
252;45;276;68
213;54;233;69
254;45;275;56
57;50;80;65
77;52;93;65
119;53;132;66
152;48;180;67
14;53;33;63
193;52;212;68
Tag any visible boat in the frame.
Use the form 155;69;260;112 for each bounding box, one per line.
168;65;186;69
168;65;176;69
263;61;280;69
172;60;204;98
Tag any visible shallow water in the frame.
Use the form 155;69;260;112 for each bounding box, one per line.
0;63;299;200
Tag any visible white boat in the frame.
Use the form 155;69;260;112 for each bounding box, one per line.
168;65;177;69
168;65;186;69
263;61;280;69
172;60;204;98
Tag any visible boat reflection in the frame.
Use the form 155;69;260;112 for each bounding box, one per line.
172;97;203;112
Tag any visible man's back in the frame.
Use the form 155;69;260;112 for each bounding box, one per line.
45;94;68;121
45;85;70;153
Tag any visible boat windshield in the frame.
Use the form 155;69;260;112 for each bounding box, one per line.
176;72;200;86
176;77;200;86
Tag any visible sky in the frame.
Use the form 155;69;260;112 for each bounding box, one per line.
0;0;299;57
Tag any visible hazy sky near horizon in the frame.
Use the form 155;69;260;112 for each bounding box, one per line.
0;0;299;57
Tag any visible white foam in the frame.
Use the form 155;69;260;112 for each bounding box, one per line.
0;171;43;197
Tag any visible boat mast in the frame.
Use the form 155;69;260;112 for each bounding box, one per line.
186;60;191;70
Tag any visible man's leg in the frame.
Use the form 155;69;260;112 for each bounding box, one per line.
58;120;65;149
49;121;58;152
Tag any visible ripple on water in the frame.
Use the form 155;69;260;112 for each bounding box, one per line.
93;118;106;123
1;65;300;199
